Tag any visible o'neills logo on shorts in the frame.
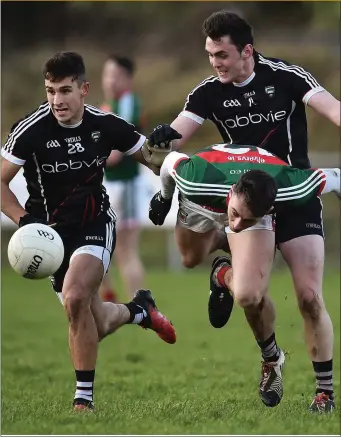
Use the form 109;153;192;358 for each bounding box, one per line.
24;255;43;278
178;209;188;224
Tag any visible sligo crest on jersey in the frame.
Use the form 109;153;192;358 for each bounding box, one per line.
91;131;101;143
265;85;275;98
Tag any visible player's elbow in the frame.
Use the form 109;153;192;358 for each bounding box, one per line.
331;107;340;127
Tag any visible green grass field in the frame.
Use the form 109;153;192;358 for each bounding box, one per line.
1;266;340;435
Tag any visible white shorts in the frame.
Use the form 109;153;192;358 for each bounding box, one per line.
104;177;140;229
177;196;274;234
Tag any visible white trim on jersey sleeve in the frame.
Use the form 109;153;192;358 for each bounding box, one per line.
124;134;146;156
302;87;325;105
179;110;205;125
160;151;189;199
1;149;25;166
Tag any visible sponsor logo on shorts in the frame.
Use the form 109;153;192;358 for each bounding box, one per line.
306;223;321;229
24;255;43;279
85;236;104;241
178;209;188;224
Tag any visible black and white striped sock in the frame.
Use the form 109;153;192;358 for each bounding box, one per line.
313;360;334;398
74;370;95;406
257;332;281;363
125;302;147;325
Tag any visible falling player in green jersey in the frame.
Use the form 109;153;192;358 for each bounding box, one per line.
148;143;340;408
150;143;339;235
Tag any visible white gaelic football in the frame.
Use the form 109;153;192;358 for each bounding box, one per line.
8;223;64;279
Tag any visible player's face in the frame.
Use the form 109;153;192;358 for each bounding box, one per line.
45;77;89;125
102;61;130;100
205;36;252;84
227;190;259;232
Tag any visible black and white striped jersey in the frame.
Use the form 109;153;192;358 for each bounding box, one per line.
181;52;324;169
1;102;145;229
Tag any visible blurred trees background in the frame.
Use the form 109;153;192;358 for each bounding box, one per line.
2;2;340;148
1;1;340;264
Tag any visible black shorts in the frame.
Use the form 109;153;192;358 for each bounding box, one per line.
275;196;324;245
50;209;116;295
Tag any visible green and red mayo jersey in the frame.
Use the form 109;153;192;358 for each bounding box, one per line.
101;91;145;181
162;144;326;212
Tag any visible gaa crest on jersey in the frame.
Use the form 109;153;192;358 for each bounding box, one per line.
91;131;101;143
265;85;275;98
46;140;61;148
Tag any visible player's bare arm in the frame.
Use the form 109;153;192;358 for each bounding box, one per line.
146;119;199;154
1;158;26;225
106;149;124;167
307;90;340;127
169;116;201;150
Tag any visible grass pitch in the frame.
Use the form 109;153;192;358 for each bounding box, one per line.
1;266;340;435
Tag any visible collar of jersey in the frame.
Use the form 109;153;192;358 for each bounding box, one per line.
58;119;83;128
232;71;255;88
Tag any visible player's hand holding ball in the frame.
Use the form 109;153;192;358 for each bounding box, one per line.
149;190;172;226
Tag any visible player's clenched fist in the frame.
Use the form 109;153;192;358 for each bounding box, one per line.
149;191;172;226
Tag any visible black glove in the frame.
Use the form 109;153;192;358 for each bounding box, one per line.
149;191;172;226
19;214;48;228
147;124;182;149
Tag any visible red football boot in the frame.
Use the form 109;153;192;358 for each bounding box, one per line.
132;289;176;344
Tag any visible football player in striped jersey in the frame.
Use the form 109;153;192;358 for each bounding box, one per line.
149;143;340;409
147;9;340;413
1;51;176;411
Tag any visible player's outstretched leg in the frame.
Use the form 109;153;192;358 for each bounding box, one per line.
130;289;176;344
90;289;177;346
208;256;234;328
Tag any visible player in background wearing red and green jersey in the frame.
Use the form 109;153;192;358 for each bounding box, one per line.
149;143;340;409
100;55;147;302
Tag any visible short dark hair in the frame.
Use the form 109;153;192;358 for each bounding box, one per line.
107;54;135;76
233;170;277;217
202;10;253;52
43;51;86;83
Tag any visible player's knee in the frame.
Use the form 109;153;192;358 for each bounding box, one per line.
181;252;203;269
234;286;264;308
63;285;89;322
296;284;324;320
